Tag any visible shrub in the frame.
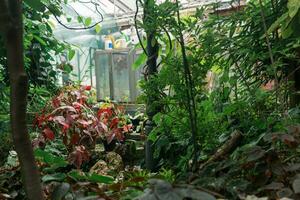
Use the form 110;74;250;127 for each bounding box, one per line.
32;85;133;168
0;132;12;166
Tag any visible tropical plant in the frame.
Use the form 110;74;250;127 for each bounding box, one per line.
33;85;133;168
133;0;300;174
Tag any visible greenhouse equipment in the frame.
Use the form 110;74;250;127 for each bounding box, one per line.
94;48;143;103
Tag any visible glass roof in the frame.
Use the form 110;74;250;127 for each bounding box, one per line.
56;0;235;28
52;0;244;85
53;0;240;47
67;0;136;18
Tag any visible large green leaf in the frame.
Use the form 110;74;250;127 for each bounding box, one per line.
293;178;300;194
51;183;70;200
282;23;294;39
68;49;76;60
77;16;83;23
33;35;47;46
175;187;216;200
34;149;68;168
95;24;101;33
132;52;147;70
42;173;66;183
84;17;92;27
24;0;45;12
288;0;300;18
63;63;73;74
68;170;86;181
138;179;216;200
267;12;289;34
68;170;114;184
88;173;114;184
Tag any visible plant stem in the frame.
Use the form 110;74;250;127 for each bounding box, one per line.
259;0;279;101
175;0;199;168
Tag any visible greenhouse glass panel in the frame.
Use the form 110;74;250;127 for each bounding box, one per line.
112;52;130;102
95;53;111;100
94;48;143;103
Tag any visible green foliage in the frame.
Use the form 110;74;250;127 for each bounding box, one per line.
196;122;300;199
0;0;76;91
68;170;114;184
132;52;147;70
0;132;12;166
22;1;71;88
35;148;68;170
137;0;222;171
1;0;300;199
133;0;300;198
268;0;300;38
137;179;216;200
34;146;116;199
144;0;298;168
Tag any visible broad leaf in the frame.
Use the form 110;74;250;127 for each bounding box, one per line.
84;17;92;27
88;173;114;184
68;49;76;61
132;52;147;70
77;16;83;23
51;183;70;200
43;128;55;141
34;149;68;168
267;12;289;34
42;173;66;183
293;178;300;194
287;0;300;18
245;146;265;162
174;187;216;200
24;0;45;12
33;35;47;46
68;170;114;184
95;24;101;33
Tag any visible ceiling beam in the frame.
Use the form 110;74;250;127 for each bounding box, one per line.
107;0;134;13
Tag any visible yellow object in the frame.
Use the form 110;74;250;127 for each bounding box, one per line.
115;38;128;49
108;35;115;47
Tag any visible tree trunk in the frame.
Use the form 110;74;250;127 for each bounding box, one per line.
294;69;300;105
143;0;160;171
289;65;300;107
1;1;44;199
287;50;300;107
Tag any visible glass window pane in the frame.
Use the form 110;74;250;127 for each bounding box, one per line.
95;52;110;100
112;52;130;102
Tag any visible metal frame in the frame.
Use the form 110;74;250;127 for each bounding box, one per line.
108;0;134;13
110;0;246;29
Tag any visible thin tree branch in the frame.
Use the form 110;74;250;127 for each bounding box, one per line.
135;0;148;56
175;0;199;168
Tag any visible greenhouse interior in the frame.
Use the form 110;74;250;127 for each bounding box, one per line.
1;0;300;199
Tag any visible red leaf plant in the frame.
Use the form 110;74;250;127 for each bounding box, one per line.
97;103;133;144
32;86;132;168
43;128;55;141
68;145;90;169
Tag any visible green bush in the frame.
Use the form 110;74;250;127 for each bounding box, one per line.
0;131;12;166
